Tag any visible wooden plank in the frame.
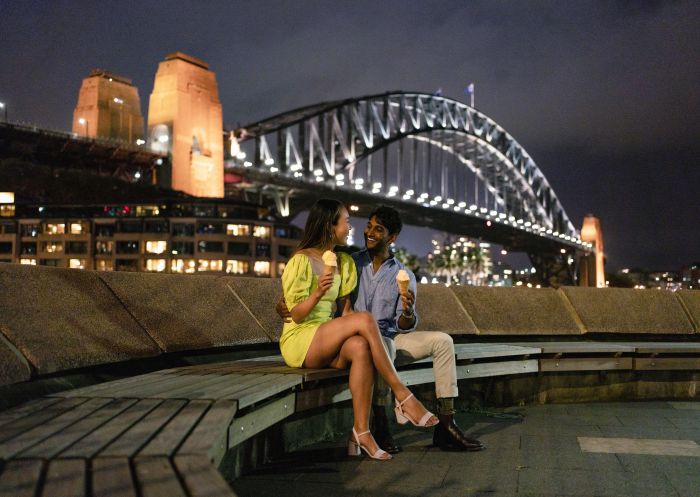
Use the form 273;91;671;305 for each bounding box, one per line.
0;459;43;497
540;357;634;372
61;399;162;458
504;341;635;354
134;457;187;497
91;457;138;497
228;393;295;447
455;360;539;379
100;399;187;457
185;373;275;400
139;400;212;457
40;458;85;497
89;372;186;398
0;397;112;458
231;375;304;408
295;383;351;412
0;397;63;428
55;370;174;398
177;399;237;464
630;342;700;354
0;397;88;444
454;343;542;359
151;372;258;400
173;455;237;497
635;357;700;370
21;398;138;458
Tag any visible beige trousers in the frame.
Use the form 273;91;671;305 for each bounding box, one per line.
374;331;458;406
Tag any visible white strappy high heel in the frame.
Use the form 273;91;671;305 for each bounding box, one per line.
394;393;439;427
347;428;392;460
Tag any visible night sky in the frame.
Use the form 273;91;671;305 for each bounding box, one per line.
1;1;698;271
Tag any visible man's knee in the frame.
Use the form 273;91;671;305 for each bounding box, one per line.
433;332;455;353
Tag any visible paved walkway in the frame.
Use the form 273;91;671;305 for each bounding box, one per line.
230;401;700;497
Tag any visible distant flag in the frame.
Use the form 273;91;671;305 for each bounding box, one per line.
464;83;475;107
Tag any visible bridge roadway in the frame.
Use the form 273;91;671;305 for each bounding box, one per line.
0;264;699;496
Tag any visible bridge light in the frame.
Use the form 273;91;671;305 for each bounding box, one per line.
453;206;461;212
155;158;163;165
447;198;455;205
486;220;492;226
420;192;429;198
501;249;508;255
264;158;275;166
469;205;477;211
499;213;506;219
458;201;467;208
291;164;302;171
335;174;344;180
403;194;411;200
517;219;524;224
524;221;531;227
490;210;497;216
294;172;303;178
316;176;324;182
271;167;279;173
373;182;382;188
354;178;365;184
350;205;359;212
480;208;488;214
314;169;323;176
244;161;252;167
387;191;397;197
372;188;381;194
389;185;399;192
429;200;438;206
531;268;536;273
136;139;146;146
560;248;566;254
434;196;442;202
406;189;414;196
355;184;363;190
134;172;141;179
236;151;247;160
336;180;344;186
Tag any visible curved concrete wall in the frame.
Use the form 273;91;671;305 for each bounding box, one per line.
0;264;160;376
451;286;583;335
98;271;271;352
1;265;698;387
560;287;695;334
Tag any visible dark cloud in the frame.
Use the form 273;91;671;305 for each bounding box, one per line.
0;0;698;270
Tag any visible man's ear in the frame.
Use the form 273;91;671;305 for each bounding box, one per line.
388;233;398;246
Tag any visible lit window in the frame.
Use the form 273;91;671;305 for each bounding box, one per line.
254;260;270;276
145;241;167;254
226;260;249;274
227;224;250;236
43;242;63;254
46;223;66;235
69;223;84;235
96;260;113;271
69;259;86;269
171;259;196;274
198;259;223;272
253;225;271;238
0;205;15;217
145;259;166;272
20;258;37;265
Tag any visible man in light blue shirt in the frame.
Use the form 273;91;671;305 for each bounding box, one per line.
352;206;484;453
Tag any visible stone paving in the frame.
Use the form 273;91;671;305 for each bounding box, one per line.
230;401;700;497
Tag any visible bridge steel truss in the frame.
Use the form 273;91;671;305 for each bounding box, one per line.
225;92;591;262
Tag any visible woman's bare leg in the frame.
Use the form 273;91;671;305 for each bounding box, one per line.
327;335;384;456
304;312;436;426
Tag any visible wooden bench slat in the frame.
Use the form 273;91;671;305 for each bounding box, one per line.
0;398;88;444
228;393;295;448
0;459;44;497
185;373;273;401
61;399;162;458
0;397;112;459
505;341;636;354
134;457;187;497
151;372;260;400
232;375;305;409
84;372;187;399
173;455;238;497
55;370;174;398
455;360;539;379
177;399;236;463
540;357;634;372
0;398;64;429
635;357;700;370
21;399;138;459
40;458;85;497
138;400;212;457
626;342;700;353
100;399;187;457
91;457;138;497
454;343;542;359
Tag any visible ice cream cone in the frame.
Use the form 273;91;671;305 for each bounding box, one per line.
322;250;337;276
396;269;410;296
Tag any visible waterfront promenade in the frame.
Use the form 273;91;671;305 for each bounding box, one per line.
232;401;700;497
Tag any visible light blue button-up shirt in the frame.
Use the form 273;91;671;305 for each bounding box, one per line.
351;249;418;338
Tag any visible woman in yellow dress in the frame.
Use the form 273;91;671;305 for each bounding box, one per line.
280;199;437;461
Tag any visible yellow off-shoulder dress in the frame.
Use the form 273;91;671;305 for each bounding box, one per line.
280;251;357;368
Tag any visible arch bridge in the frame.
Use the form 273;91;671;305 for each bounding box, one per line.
224;92;592;284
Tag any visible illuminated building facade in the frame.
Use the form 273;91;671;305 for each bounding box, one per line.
148;53;224;198
0;201;299;277
72;70;145;143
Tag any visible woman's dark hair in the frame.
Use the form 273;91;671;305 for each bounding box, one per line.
297;198;345;250
368;205;402;235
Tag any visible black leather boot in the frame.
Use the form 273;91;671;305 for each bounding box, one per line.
372;406;402;454
433;413;485;451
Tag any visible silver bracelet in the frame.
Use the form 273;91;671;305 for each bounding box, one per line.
401;308;415;319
